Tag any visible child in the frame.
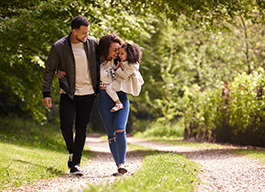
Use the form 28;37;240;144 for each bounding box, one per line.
106;42;144;112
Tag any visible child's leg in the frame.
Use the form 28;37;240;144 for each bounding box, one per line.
106;83;120;102
106;83;124;112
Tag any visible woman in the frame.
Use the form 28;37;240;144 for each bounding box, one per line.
58;33;129;176
97;34;129;176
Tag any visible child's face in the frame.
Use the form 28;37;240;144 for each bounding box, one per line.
119;48;127;62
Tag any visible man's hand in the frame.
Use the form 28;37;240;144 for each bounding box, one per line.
58;70;66;79
43;97;52;108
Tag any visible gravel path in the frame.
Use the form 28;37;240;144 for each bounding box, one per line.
6;134;265;192
9;133;144;192
126;137;265;192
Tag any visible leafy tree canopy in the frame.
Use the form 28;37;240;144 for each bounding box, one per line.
0;0;264;124
124;0;265;23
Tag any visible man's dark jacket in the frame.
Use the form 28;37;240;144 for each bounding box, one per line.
42;33;98;99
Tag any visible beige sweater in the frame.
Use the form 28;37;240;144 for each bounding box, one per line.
72;42;94;95
112;61;144;96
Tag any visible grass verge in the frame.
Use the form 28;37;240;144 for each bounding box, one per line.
0;143;66;189
0;117;92;191
135;135;225;149
85;150;201;192
233;149;265;164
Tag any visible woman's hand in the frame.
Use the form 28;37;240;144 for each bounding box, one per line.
58;70;66;79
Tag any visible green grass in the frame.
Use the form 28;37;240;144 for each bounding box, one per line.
0;117;65;151
133;118;226;149
85;151;200;192
0;117;206;191
134;119;185;139
127;143;153;151
135;134;225;149
99;134;108;141
0;117;92;191
233;149;265;164
0;143;66;189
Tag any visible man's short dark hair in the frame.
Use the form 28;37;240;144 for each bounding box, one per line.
71;16;89;30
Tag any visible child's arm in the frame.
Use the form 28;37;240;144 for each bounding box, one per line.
116;62;121;69
116;63;138;79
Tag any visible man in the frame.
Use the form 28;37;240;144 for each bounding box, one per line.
42;16;98;176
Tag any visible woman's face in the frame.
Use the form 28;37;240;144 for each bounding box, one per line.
108;42;121;60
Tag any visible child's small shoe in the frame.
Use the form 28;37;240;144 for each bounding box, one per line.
110;103;124;112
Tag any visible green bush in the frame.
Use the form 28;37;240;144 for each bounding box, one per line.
182;67;265;146
228;68;265;132
182;83;223;140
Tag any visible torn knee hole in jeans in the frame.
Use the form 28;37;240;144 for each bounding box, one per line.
115;130;124;133
108;137;116;143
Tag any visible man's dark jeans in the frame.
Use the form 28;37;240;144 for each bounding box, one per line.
60;94;94;166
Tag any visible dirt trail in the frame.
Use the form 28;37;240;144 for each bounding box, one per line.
127;137;265;192
10;133;144;192
7;134;265;192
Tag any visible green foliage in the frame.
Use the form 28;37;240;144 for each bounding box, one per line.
86;151;200;192
119;0;265;29
2;0;265;146
0;0;155;123
181;67;265;146
88;0;154;41
182;83;223;140
228;68;265;132
134;118;185;139
142;17;244;121
129;118;153;134
0;0;75;122
139;10;265;145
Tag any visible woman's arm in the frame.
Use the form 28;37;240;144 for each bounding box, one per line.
58;70;66;79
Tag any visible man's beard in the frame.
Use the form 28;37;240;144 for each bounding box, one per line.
75;35;84;43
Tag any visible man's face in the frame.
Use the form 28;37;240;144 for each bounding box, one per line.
73;25;89;43
119;48;127;62
108;42;121;60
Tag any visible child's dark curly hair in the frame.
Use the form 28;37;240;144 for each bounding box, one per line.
121;42;142;64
